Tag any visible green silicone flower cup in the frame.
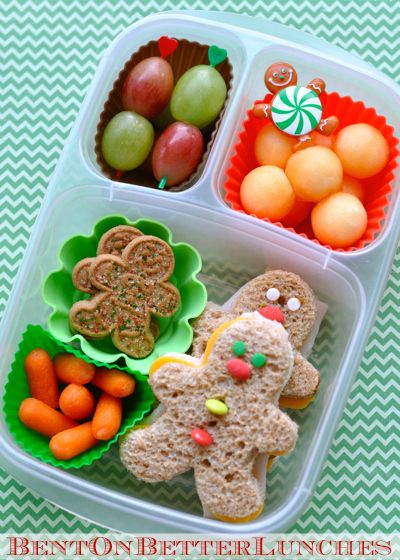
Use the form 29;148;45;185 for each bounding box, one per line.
42;215;207;373
3;324;155;469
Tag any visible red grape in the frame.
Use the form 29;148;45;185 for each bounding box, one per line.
122;57;173;119
152;122;204;186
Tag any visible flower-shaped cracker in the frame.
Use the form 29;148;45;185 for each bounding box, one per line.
70;236;181;358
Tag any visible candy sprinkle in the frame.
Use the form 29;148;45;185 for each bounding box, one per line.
191;428;213;446
205;398;228;416
226;358;251;381
251;353;267;368
232;340;246;357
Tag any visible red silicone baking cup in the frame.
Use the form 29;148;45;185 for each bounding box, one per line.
224;91;399;252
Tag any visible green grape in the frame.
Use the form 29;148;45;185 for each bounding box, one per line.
170;65;227;129
101;111;154;171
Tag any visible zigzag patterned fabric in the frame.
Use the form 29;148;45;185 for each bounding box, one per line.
1;0;400;533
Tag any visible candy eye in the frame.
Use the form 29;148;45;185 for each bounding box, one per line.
266;287;280;302
273;72;278;78
287;297;301;311
282;68;287;74
251;353;267;367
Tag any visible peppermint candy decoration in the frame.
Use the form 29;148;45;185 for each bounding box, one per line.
271;85;322;136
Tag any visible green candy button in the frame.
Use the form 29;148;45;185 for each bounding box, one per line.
251;353;267;367
232;340;246;356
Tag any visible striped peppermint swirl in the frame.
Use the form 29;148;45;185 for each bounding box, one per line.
271;85;322;136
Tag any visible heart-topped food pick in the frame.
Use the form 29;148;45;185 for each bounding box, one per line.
158;35;179;59
208;45;228;68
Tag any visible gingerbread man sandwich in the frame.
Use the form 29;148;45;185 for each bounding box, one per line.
120;312;298;522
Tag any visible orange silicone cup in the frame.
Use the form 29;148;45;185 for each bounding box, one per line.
224;91;399;252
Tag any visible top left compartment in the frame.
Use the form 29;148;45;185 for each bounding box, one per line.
69;16;247;197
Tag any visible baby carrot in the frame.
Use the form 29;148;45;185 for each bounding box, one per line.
59;384;96;421
18;398;77;438
53;353;95;385
92;393;122;441
24;348;59;408
92;367;135;398
49;422;99;461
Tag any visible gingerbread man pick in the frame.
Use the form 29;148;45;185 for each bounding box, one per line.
253;62;339;149
69;236;180;358
120;312;298;522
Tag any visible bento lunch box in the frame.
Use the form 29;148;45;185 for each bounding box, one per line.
0;10;399;534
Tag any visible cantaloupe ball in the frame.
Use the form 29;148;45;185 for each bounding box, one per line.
334;123;389;179
285;146;343;202
240;166;295;221
280;198;313;227
341;174;365;202
311;192;368;248
311;131;333;149
254;125;296;168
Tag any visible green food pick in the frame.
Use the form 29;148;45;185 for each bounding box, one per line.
208;45;228;68
158;176;167;189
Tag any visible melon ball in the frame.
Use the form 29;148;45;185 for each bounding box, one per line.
254;125;296;168
334;123;389;179
280;198;313;227
341;174;365;202
311;192;367;248
285;146;343;202
240;166;295;221
311;131;333;149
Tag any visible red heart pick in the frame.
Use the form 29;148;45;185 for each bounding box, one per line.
158;36;178;59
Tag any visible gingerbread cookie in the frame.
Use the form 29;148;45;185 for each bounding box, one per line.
70;236;180;358
252;62;338;149
120;312;298;522
191;270;321;409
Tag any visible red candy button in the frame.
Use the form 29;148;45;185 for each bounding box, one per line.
259;306;285;324
191;428;213;446
226;358;251;381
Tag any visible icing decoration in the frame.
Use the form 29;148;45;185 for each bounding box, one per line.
287;297;301;311
205;398;228;416
158;36;178;59
251;353;267;368
226;358;251;381
271;86;322;136
208;45;228;68
266;287;280;302
232;340;246;356
191;428;213;446
258;306;285;324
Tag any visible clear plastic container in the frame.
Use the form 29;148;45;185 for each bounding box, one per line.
0;10;399;534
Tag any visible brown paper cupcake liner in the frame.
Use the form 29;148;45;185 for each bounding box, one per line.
95;38;233;192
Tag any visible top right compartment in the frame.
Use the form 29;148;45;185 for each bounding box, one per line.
221;44;400;253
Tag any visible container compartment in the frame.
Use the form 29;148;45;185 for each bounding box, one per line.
223;91;398;252
94;38;233;192
0;184;366;531
214;44;400;254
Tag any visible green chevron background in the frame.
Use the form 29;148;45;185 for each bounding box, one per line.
1;0;400;534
